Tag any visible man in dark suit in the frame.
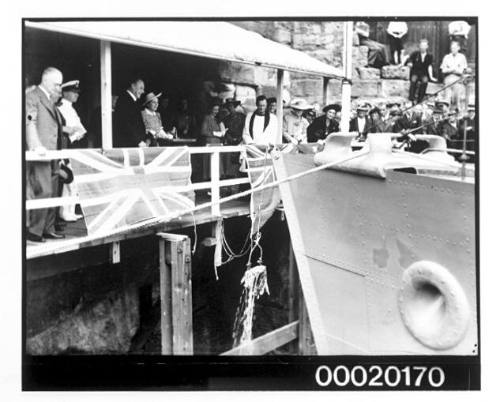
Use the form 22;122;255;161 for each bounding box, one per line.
405;39;438;104
113;77;146;147
25;67;65;242
349;104;370;139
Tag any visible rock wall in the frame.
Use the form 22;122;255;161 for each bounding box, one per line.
224;21;475;108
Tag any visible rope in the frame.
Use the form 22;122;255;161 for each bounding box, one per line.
26;150;375;256
384;74;471;124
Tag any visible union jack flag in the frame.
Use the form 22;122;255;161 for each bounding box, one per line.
242;145;281;233
69;147;195;237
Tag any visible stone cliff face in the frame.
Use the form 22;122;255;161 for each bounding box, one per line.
214;21;476;109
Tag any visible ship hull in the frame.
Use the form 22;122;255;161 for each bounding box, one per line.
275;153;477;355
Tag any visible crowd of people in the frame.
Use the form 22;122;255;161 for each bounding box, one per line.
25;60;476;243
355;21;473;110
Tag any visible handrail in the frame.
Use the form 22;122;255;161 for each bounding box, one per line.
25;145;248;162
25;145;252;211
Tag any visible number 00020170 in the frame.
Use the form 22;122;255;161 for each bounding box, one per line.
315;365;445;388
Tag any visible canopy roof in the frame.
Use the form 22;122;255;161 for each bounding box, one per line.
25;20;344;78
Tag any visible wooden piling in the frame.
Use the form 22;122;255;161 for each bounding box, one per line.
158;233;193;355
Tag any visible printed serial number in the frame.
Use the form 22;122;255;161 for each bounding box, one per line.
315;365;445;388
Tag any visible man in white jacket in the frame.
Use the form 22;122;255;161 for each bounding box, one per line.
242;95;278;146
57;80;86;222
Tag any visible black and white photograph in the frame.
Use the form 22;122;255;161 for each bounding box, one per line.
3;0;498;397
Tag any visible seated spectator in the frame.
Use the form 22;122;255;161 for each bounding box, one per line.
387;21;408;65
448;20;471;54
355;22;390;68
405;39;438;104
113;77;146;147
307;104;340;142
283;98;311;144
242;95;278;146
141;92;175;146
440;41;468;111
349;103;370;139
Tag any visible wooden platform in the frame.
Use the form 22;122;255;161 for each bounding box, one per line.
26;192;250;260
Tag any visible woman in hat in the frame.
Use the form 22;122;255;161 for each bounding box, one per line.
306;104;340;143
141;92;175;146
283;98;311;144
367;107;387;133
200;101;227;183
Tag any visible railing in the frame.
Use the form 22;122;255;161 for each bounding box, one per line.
25;145;251;218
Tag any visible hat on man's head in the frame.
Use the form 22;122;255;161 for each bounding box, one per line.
369;106;382;116
290;98;312;110
323;104;341;113
356;103;370;112
225;98;241;107
61;80;80;93
386;102;401;108
143;92;162;106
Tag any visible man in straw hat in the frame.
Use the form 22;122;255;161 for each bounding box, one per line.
141;91;175;146
283;98;311;144
349;103;370;139
113;76;146;147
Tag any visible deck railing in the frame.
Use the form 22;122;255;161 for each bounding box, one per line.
25;145;251;218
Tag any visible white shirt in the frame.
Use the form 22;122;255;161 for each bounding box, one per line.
243;113;278;146
357;117;366;133
440;52;468;75
127;90;137;102
57;98;87;142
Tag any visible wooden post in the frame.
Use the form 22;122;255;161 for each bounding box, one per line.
322;77;330;107
158;236;173;354
276;68;284;145
158;233;193;355
210;150;221;216
298;289;316;355
100;40;113;149
110;241;120;264
340;21;353;133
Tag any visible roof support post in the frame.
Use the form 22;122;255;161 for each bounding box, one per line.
100;40;113;149
340;21;353;133
276;68;284;144
322;77;329;106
